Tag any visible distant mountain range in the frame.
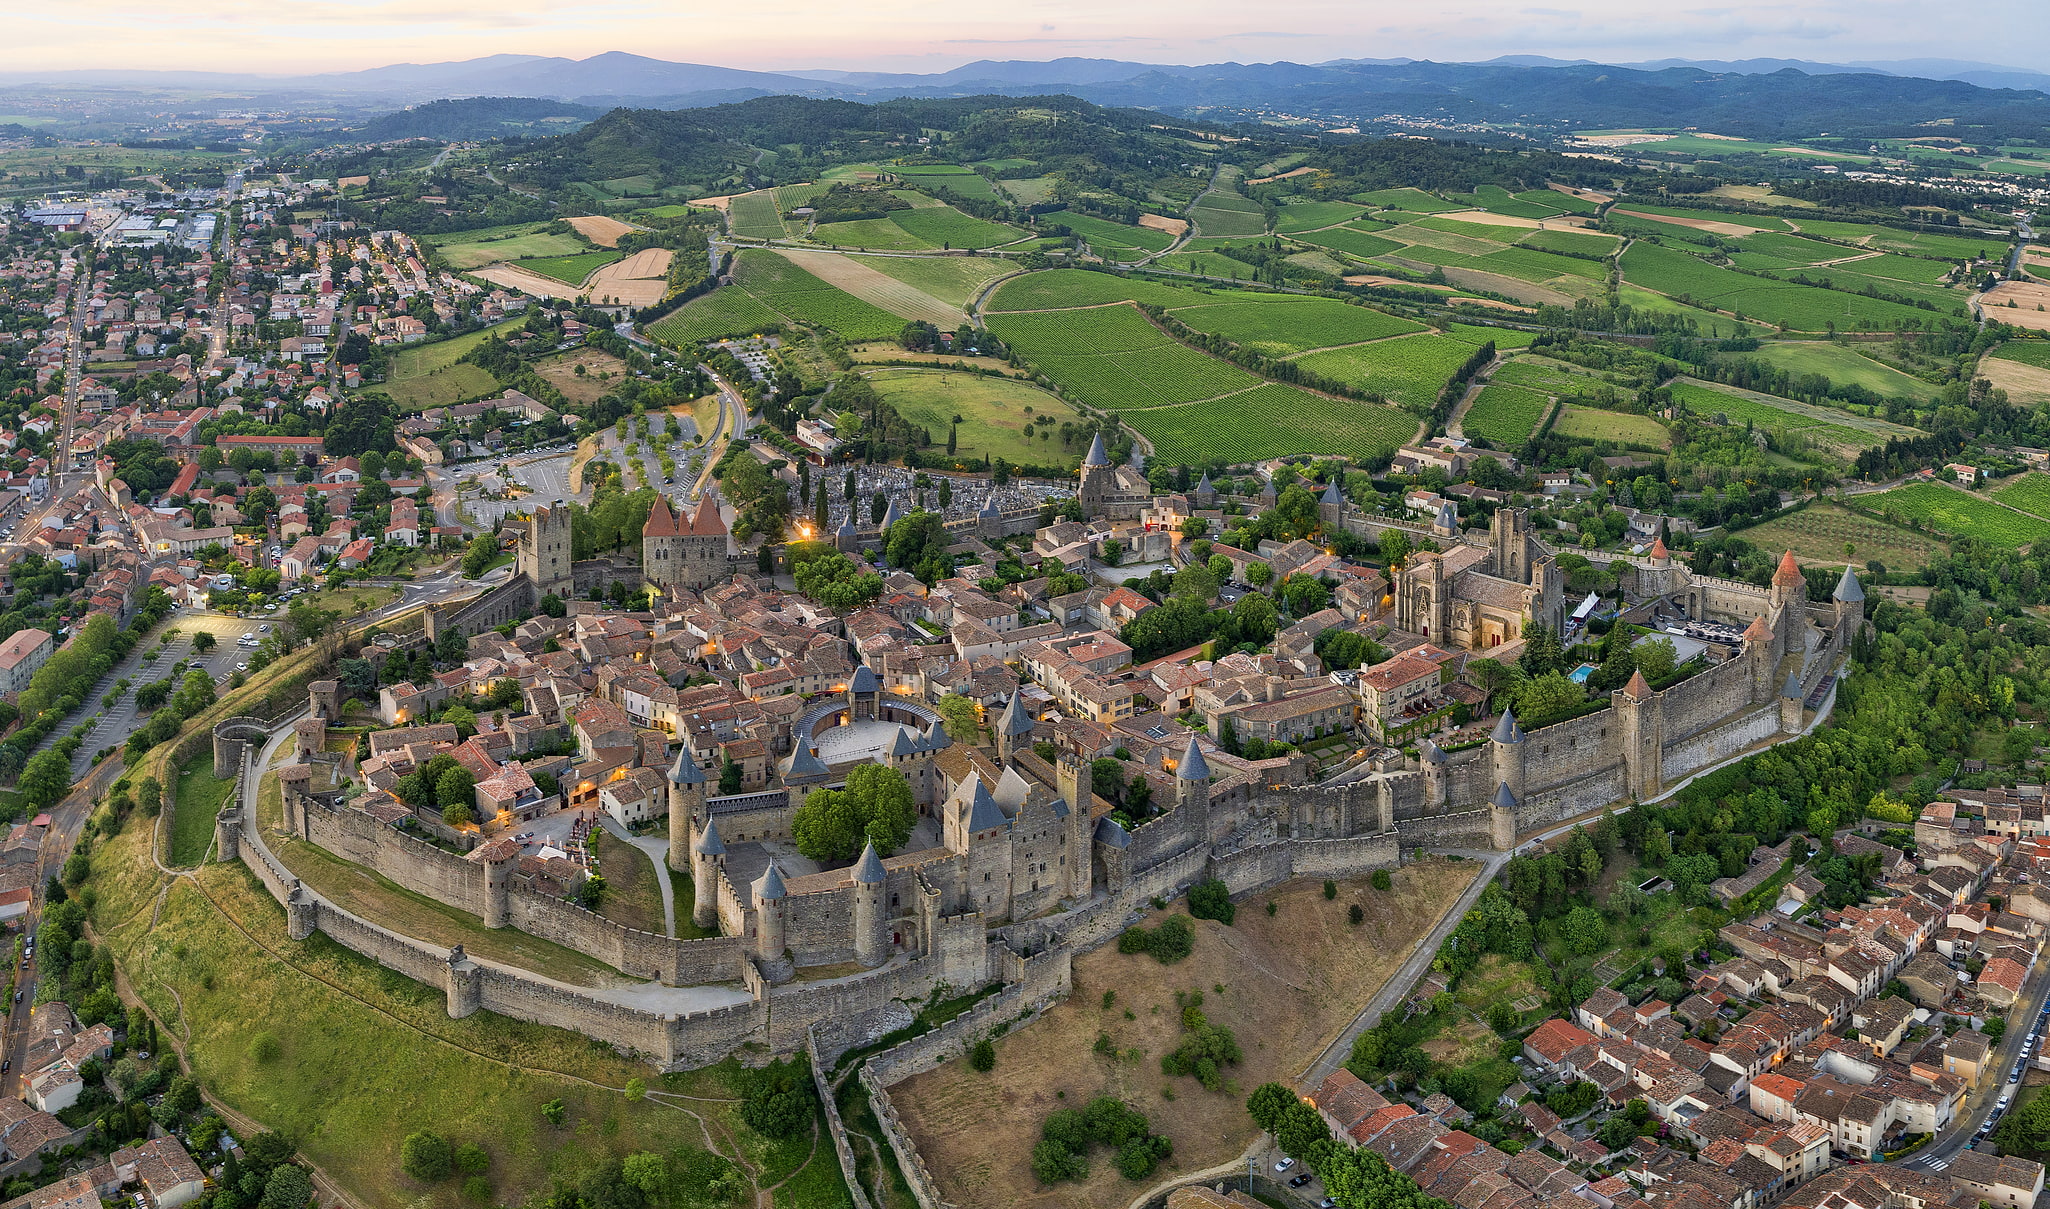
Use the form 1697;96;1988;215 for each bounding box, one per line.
5;51;2050;106
10;52;2050;147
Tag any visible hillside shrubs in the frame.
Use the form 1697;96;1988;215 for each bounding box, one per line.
1116;914;1194;964
1032;1097;1173;1184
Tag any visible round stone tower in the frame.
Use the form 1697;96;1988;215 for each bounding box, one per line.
666;744;708;872
753;861;789;965
852;840;887;968
692;817;726;932
1490;708;1526;803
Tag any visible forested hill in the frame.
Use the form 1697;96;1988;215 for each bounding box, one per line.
497;93;1282;195
344;97;605;143
1073;61;2050;141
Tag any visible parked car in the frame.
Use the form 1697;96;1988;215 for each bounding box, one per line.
1288;1174;1312;1189
1274;1158;1294;1173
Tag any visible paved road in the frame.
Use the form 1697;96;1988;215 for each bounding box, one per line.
1902;961;2050;1172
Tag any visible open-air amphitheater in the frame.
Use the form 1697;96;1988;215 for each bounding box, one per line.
194;546;1858;1208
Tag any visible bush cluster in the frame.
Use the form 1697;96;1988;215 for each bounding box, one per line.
1116;914;1194;964
1031;1097;1173;1184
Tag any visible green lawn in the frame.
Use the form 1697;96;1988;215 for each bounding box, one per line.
866;368;1086;470
1552;404;1671;448
170;761;237;867
94;805;803;1209
375;317;526;411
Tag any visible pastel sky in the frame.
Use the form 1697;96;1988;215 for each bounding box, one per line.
1;0;2036;75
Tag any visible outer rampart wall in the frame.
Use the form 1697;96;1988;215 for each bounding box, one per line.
1661;705;1781;783
302;802;485;916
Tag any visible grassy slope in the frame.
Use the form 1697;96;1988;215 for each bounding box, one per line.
168;762;237;867
865;369;1085;470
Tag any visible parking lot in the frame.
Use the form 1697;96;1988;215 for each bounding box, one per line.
52;611;272;776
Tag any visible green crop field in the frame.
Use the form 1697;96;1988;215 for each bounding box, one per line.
377;317;526;410
1493;356;1604;394
1993;341;2050;369
1274;201;1367;233
634;204;697;218
1126;383;1417;463
1414;216;1524;244
1043;210;1176;253
1189;191;1267;237
728;190;788;241
730;250;908;341
1473;246;1606;283
1731;342;1941;402
1294;333;1480;410
1447;323;1537;349
988;304;1260;410
645;286;786;345
1521;189;1599;214
867;368;1086;469
1168;297;1422;356
1354;187;1462;213
985;269;1204;312
1552;404;1671;448
1615;203;1795;231
1992;472;2050;519
1865;229;2011;259
1620;242;1948;330
1734;232;1848;264
429;223;588;269
1517;229;1618;257
512;251;620;286
860;255;1015;308
1294;225;1406;259
1742;501;1945;571
889;205;1026;249
1840;253;1959;284
1385;223;1507;258
1462;383;1553;448
811;217;934;250
893;166;1003;202
1858;481;2050;545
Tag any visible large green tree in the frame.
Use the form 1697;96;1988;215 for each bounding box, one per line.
791;764;917;860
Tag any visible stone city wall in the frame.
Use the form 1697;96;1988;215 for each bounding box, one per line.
426;575;536;643
806;1025;877;1209
1520;706;1623;799
1395;809;1500;851
504;887;748;985
1661;705;1783;784
1524;765;1630;832
1659;655;1761;741
301;801;487;916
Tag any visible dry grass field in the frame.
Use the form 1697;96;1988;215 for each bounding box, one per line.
1982;280;2050;332
1982;355;2050;405
566;215;636;247
583;247;672;307
1138;214;1190;236
472;264;583;301
532;348;633;404
889;859;1479;1209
